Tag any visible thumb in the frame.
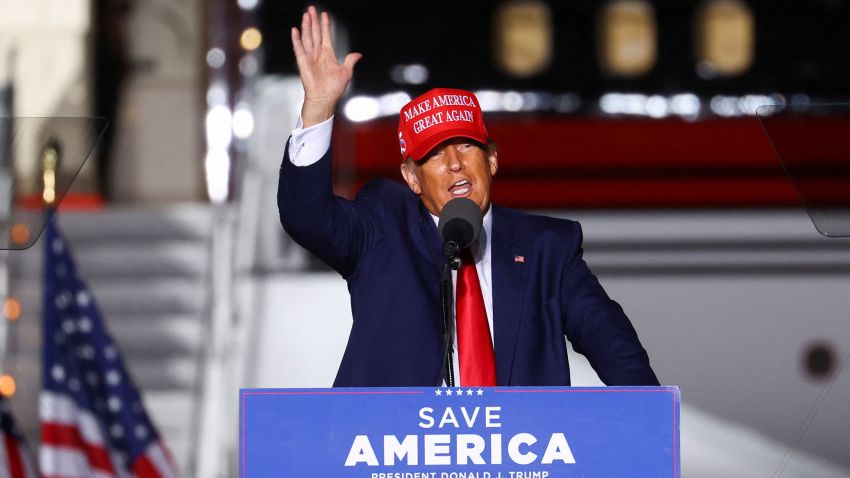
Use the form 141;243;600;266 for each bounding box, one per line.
343;52;363;70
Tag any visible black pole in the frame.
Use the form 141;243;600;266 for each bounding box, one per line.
439;263;454;387
438;245;462;387
0;49;13;170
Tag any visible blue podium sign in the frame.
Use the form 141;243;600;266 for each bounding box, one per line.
240;386;680;478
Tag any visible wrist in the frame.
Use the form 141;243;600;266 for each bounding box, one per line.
301;97;337;128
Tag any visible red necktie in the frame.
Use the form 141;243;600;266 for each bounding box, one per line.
456;249;497;386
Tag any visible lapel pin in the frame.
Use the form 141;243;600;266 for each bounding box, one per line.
514;255;525;263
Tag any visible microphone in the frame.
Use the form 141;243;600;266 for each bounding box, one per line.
438;198;483;261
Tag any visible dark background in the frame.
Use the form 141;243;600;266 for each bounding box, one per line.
261;0;850;100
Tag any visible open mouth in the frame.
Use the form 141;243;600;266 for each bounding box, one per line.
449;179;472;197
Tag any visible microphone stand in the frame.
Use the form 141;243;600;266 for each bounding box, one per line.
438;241;462;387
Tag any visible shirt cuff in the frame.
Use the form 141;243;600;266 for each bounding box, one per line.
288;115;334;166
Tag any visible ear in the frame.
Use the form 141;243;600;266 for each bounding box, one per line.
400;162;422;195
488;150;498;177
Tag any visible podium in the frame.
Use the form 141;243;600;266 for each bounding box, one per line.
240;386;680;477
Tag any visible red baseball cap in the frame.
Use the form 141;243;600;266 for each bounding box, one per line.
397;88;489;161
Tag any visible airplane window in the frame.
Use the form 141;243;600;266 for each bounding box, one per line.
493;0;553;78
598;0;657;77
695;0;755;78
803;342;836;380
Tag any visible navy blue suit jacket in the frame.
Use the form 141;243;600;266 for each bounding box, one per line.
278;146;659;387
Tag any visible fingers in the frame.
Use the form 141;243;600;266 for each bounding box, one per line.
291;27;305;59
321;11;333;50
343;52;363;71
301;12;314;51
308;6;321;52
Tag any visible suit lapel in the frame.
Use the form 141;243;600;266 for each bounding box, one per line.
491;205;528;385
418;201;445;274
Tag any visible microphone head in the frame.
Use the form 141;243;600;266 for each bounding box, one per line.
438;198;483;249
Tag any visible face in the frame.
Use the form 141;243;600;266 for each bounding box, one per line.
400;138;498;216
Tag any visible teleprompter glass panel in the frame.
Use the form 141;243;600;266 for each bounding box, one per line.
0;117;106;250
757;104;850;238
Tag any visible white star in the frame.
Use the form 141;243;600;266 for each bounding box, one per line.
110;424;124;438
78;316;93;333
104;345;118;361
446;389;453;396
134;424;148;439
55;292;71;309
477;389;484;396
62;319;76;334
78;345;95;360
68;378;81;392
52;238;64;254
106;370;122;386
456;390;464;398
108;396;122;413
51;365;65;381
466;389;474;396
435;389;443;396
76;291;90;307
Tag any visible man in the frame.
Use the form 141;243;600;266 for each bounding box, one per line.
280;6;659;387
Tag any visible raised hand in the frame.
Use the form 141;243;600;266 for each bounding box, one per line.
291;6;362;127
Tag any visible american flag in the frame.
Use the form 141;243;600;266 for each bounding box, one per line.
0;396;38;478
40;217;177;478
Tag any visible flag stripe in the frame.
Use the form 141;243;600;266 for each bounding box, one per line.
43;475;114;478
108;453;132;478
42;423;116;473
147;441;177;478
140;442;175;478
40;445;115;478
18;445;37;478
40;392;107;446
0;398;38;478
2;432;25;478
131;454;162;478
0;435;12;478
0;435;8;478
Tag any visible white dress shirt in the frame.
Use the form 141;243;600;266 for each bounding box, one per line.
429;210;494;385
288;115;336;166
288;117;496;385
